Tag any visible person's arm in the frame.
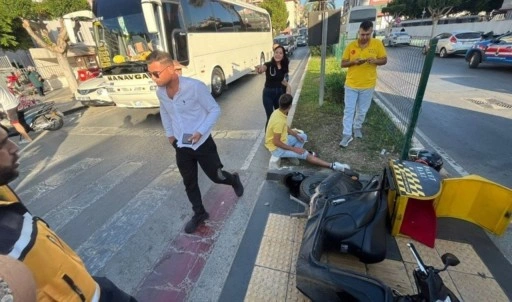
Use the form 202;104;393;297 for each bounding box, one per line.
255;63;268;74
272;132;303;154
368;41;388;66
159;98;175;144
194;81;221;142
281;80;292;94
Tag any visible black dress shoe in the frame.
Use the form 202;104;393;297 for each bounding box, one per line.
232;172;244;197
184;212;209;234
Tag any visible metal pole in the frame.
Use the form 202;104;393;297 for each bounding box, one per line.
400;38;438;160
319;10;328;106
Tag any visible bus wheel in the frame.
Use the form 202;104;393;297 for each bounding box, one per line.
211;67;225;97
469;52;480;68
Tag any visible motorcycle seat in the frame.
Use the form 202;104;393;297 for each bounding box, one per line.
322;190;380;240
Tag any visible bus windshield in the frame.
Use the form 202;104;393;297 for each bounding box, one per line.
92;0;162;71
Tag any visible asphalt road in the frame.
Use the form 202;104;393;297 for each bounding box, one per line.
377;46;512;188
11;47;310;301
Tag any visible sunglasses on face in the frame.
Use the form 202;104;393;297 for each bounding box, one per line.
148;65;173;79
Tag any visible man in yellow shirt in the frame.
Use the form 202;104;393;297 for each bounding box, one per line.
265;94;349;171
340;20;387;147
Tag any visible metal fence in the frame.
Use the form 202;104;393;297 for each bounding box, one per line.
334;35;437;159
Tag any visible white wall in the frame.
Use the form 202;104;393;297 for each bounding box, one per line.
393;19;512;37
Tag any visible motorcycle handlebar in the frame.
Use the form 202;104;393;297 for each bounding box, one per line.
407;243;427;274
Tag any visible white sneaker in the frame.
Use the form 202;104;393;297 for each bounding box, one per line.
331;162;350;172
339;135;353;148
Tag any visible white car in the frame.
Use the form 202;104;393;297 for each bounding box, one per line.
423;31;482;58
382;32;411;47
74;77;115;106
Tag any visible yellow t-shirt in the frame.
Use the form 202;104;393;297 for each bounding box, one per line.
342;38;387;89
265;109;288;152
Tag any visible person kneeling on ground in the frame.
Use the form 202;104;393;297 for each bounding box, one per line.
265;93;350;171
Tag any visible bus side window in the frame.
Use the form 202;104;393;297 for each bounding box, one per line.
233;5;248;32
211;2;235;32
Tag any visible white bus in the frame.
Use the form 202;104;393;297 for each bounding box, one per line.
340;6;378;41
70;0;273;108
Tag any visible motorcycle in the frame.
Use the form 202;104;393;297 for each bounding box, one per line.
1;101;64;136
296;170;460;301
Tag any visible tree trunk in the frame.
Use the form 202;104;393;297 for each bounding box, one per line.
430;17;438;39
56;52;78;92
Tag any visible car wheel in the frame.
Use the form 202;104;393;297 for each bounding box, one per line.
211;67;225;97
439;48;448;58
469;52;481;69
422;45;428;55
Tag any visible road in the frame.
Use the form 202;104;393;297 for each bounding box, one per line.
12;47;310;301
377;46;512;188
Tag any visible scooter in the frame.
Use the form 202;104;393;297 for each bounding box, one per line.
296;170;460;301
1;101;64;137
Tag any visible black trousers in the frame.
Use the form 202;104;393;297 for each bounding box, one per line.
175;135;235;214
94;276;137;302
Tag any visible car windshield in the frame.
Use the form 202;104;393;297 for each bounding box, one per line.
274;37;288;45
397;32;410;36
455;32;481;39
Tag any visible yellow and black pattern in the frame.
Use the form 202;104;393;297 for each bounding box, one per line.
390;160;442;198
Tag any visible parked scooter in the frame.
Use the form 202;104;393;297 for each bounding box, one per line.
1;101;64;137
296;170;461;301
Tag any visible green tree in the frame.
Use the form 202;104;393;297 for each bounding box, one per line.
259;0;289;35
455;0;504;15
381;1;406;33
0;0;90;91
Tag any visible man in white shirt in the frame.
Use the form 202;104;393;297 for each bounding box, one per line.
146;51;244;234
0;87;32;143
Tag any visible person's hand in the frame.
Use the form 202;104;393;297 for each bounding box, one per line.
168;136;177;148
255;65;263;73
189;132;202;144
292;147;305;155
355;58;367;65
367;58;377;64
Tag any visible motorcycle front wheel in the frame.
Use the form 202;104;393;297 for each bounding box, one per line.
35;114;64;131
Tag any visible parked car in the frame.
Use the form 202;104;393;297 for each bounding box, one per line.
274;35;295;56
74;77;115;106
382;32;411;47
297;35;308;47
465;32;512;68
423;31;482;57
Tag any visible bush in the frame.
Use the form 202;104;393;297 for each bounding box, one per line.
309;45;334;56
325;70;345;104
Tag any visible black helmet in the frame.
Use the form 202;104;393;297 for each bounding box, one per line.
284;172;306;197
408;148;443;172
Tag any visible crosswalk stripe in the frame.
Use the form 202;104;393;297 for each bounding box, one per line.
68;127;261;140
76;165;182;275
21;158;103;205
43;162;143;232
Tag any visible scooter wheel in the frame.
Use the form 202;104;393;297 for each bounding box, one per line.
299;173;329;202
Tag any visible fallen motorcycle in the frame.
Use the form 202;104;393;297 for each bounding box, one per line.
296;170;460;301
1;101;64;136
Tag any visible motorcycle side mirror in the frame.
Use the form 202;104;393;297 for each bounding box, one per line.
440;253;460;271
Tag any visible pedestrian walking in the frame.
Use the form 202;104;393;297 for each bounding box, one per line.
339;20;387;148
146;50;244;234
0;86;33;143
255;45;290;128
26;66;45;96
0;127;137;301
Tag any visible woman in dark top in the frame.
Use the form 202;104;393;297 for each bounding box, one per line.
255;45;291;127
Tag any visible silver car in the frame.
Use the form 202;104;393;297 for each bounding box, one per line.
424;31;482;58
382;32;411;47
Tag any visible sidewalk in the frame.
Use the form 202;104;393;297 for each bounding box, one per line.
41;86;86;115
